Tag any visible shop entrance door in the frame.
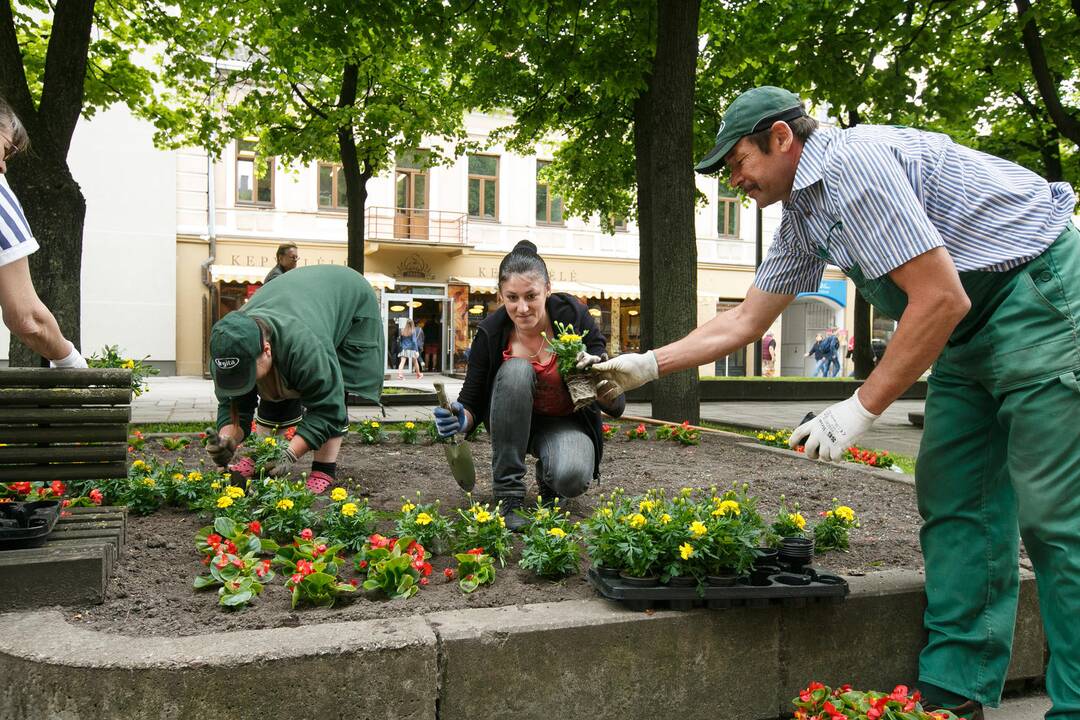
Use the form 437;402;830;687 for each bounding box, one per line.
382;290;451;374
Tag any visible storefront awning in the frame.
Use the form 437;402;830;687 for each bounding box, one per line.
449;276;499;293
551;280;603;298
364;272;396;290
209;264;268;284
593;283;640;300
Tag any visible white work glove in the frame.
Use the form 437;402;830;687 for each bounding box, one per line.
789;390;879;462
591;351;659;402
574;350;606;371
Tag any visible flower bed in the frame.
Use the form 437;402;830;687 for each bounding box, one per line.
43;429;926;637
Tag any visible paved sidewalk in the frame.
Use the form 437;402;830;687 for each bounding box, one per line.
987;693;1050;719
135;375;924;457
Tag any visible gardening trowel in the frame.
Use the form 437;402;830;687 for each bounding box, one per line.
435;383;476;492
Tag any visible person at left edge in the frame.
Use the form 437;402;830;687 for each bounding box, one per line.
206;265;384;494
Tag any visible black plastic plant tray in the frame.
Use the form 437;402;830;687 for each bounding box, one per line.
0;500;61;550
587;565;848;611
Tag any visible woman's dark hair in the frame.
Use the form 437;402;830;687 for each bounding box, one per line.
498;240;549;289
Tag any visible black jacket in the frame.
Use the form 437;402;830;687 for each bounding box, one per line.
457;293;620;479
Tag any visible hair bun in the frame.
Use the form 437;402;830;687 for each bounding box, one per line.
512;240;538;255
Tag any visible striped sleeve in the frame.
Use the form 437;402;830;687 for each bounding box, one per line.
0;176;36;251
753;219;826;295
825;141;944;279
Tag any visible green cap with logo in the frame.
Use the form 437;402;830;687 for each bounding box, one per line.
209;311;262;397
695;86;807;174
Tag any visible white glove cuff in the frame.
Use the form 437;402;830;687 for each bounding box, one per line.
851;389;880;420
643;350;660;382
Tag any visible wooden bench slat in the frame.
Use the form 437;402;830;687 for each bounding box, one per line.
0;367;133;388
0;387;133;406
0;444;127;464
0;462;128;482
0;426;128;443
0;407;131;425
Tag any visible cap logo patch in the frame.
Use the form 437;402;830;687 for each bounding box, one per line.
215;358;240;370
715;120;726;139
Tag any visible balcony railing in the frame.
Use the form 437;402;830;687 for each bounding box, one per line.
365;207;468;245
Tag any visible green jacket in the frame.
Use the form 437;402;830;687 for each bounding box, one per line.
215;265;385;449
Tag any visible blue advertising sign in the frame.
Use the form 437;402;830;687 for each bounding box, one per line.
796;278;847;307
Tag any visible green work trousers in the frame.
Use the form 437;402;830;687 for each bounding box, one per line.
852;223;1080;717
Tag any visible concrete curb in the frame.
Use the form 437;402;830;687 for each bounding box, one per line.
0;570;1043;720
736;441;916;487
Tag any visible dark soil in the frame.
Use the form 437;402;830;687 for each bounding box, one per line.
68;432;923;636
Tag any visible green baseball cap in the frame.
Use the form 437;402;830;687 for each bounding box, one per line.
695;86;808;174
209;311;262;397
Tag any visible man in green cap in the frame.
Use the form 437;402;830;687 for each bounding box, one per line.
593;86;1078;718
206;264;384;493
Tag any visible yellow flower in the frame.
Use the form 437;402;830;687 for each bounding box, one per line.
835;506;855;523
628;513;647;529
659;513;672;524
132;460;149;472
680;487;693;497
638;499;656;513
262;436;277;447
475;510;492;524
548;527;567;538
679;542;694;560
141;477;156;488
689;520;708;538
599;507;613;517
210;481;221;490
216;495;233;508
713;500;741;517
330;487;348;502
416;512;433;526
401;501;416;513
171;473;184;481
275;498;294;511
122;359;135;369
791;512;807;530
341;502;358;517
225;485;244;499
371;421;380;429
557;333;582;343
405;421;415;429
186;471;203;482
498;515;506;528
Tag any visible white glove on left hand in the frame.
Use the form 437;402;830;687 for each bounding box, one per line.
789;390;879;462
591;351;659;401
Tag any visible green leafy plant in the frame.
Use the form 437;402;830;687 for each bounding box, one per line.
453;548;496;593
813;500;859;553
241;434;288;479
519;501;581;579
322;487;377;553
357;535;432;599
357;419;385;444
581;488;633;572
160;436;191;451
453;498;513;564
601;422;618;440
273;529;355;608
845;445;895;469
755;428;792;449
770;496;808;542
399;421;420;444
625;422;649;440
127;430;147;451
395;492;454;555
544;321;589;376
168;468;226;511
87;345;159;397
791;681;959;719
193;549;274;608
654;420;701;446
252;479;320;540
122;459;166;515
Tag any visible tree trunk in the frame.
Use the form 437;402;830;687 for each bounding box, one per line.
6;160;86;366
633;93;654;354
336;62;372;273
642;0;700;423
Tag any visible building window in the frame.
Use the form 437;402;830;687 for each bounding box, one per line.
611;215;628;232
468;154;498;220
236;140;274;206
318;163;347;210
717;188;739;238
535;160;564;225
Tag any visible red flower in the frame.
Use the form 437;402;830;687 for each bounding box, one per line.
231;557;245;569
313;543;328;557
419;577;429;586
290;573;303;584
224;539;238;555
89;489;103;505
636;423;646;433
443;568;455;580
296;559;314;576
62;499;71;508
466;547;484;556
255;563;269;578
358;560;368;569
214;554;228;569
889;686;909;703
198;432;207;439
413;560;432;576
206;533;223;548
60;510;72;518
247;520;261;535
300;528;314;540
348;578;358;587
50;480;66;497
680;420;690;429
10;482;31;495
602;423;611;432
367;533;390;549
407;540;425;560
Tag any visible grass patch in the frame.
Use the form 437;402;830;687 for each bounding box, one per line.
698;421;758;438
698;376;859;382
130;422;208;434
381;386;431;395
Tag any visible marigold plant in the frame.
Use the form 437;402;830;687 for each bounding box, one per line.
453;497;513;564
240;434;288;479
87;344;159;397
771;495;808;541
395;492;453;555
321;491;377;553
813;499;860;553
518;500;581;579
544;321;589;377
160;436;191;452
755;428;792;449
399;421;420;444
252;479;319;540
357;419;385;445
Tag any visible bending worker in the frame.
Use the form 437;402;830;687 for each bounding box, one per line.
205;264;384;494
593;86;1078;719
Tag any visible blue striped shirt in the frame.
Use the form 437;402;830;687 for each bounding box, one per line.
754;125;1076;294
0;175;37;253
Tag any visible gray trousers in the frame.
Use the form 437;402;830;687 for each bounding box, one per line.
489;358;594;499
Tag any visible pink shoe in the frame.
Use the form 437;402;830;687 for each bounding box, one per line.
305;470;333;495
228;456;255;479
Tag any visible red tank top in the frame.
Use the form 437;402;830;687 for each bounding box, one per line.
502;342;575;416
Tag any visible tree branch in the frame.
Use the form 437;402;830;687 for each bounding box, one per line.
38;0;96;158
290;81;328;119
0;0;36;124
1014;0;1080;145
